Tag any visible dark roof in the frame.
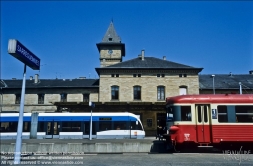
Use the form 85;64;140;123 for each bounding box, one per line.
0;79;99;88
101;21;121;43
199;74;253;91
95;57;203;74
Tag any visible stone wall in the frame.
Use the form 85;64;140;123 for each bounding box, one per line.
99;72;199;102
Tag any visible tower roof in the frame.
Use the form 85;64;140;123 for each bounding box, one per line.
101;21;121;43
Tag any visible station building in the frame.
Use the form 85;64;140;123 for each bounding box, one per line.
1;22;253;136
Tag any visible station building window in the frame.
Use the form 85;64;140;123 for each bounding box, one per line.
38;94;45;104
60;93;67;102
179;86;187;95
133;86;141;100
83;94;89;102
15;94;21;104
157;86;165;100
111;86;119;100
147;119;152;127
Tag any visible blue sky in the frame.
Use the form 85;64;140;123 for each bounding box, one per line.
1;1;253;79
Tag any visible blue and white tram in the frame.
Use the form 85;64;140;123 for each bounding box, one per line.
0;112;145;139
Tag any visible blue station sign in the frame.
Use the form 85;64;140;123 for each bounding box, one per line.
8;39;40;70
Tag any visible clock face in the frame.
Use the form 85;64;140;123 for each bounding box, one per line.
108;50;113;55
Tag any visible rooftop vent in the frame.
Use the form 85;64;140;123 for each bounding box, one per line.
79;77;86;79
141;50;145;60
249;70;253;75
30;76;33;80
229;72;232;76
35;74;39;83
163;56;166;60
12;78;16;80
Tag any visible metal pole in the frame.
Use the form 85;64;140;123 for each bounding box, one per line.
239;82;242;94
0;87;2;113
89;108;92;140
212;75;215;94
14;65;26;164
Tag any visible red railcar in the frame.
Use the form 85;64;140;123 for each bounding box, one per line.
165;94;253;151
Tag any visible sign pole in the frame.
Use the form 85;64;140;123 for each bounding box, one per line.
14;64;27;164
8;39;40;164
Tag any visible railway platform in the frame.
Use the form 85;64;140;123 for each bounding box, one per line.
0;137;168;154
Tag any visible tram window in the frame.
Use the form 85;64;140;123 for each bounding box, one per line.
72;122;81;132
62;122;71;132
217;105;228;123
114;121;129;130
84;122;90;134
37;122;45;132
0;122;9;132
0;122;18;132
23;122;31;132
62;121;81;132
235;105;253;123
181;106;191;121
99;121;112;131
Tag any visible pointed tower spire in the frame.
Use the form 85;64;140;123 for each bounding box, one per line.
101;21;121;43
96;21;125;67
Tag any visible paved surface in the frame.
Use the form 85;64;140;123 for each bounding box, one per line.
1;153;252;166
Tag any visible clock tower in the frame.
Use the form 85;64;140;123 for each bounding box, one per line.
96;21;125;67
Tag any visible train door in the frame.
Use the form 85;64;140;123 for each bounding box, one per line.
195;105;211;143
46;120;59;139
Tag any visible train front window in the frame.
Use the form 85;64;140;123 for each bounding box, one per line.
131;121;143;130
181;106;192;121
167;105;191;121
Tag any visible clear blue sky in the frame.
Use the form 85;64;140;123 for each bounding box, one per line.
1;1;253;79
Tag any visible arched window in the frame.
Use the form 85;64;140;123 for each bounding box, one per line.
157;86;165;100
111;86;119;100
179;86;187;95
133;86;141;100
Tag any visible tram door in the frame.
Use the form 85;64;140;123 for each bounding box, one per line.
46;120;59;139
195;105;211;143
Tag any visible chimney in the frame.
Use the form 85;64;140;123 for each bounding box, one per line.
35;74;39;83
163;56;166;60
249;70;253;75
141;50;144;60
30;76;33;80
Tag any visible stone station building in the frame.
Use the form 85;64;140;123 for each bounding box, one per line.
1;22;252;136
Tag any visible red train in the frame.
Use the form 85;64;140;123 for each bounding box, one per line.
165;94;253;151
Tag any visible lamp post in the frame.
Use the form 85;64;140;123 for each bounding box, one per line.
211;75;215;94
89;101;95;140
